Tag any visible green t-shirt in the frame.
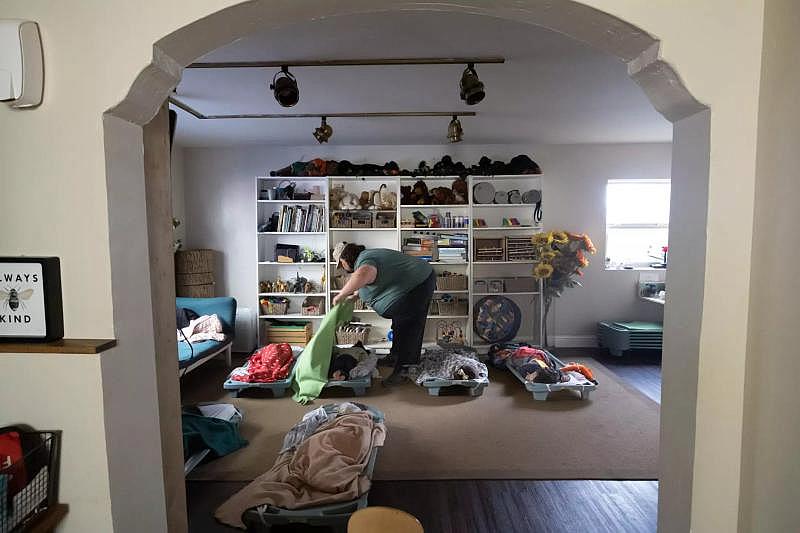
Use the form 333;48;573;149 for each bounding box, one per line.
355;248;433;315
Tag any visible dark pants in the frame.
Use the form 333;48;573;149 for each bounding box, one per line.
381;271;436;367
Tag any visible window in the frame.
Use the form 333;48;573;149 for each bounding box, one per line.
605;179;670;268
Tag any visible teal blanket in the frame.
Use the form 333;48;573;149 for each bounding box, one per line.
292;300;354;404
182;412;247;460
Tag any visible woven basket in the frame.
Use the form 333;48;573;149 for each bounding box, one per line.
175;249;214;274
336;324;371;345
436;299;468;316
436;274;467;291
301;305;321;316
260;301;288;315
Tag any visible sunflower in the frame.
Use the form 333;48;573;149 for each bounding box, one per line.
540;250;558;261
552;231;569;244
532;232;553;246
533;262;554;279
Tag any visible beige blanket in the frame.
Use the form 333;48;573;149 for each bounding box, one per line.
215;411;386;529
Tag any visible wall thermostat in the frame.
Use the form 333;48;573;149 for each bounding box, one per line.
0;20;43;108
0;257;63;342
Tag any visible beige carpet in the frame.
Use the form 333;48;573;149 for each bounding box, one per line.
182;358;659;481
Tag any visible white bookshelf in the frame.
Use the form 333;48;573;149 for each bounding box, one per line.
255;174;544;348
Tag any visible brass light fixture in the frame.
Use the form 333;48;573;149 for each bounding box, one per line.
269;65;299;107
459;63;485;105
447;115;463;143
313;116;333;143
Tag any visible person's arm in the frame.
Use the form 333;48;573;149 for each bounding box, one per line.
332;264;377;306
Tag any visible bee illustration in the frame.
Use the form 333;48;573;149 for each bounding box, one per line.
1;287;34;312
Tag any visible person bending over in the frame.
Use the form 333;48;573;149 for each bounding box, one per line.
332;242;435;385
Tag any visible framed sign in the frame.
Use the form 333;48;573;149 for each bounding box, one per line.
0;257;63;342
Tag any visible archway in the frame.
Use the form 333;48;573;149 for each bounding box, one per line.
102;2;709;531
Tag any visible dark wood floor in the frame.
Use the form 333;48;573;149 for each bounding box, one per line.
186;348;661;533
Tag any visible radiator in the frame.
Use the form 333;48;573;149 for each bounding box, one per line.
232;306;256;353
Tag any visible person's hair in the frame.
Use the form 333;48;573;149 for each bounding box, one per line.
340;243;365;267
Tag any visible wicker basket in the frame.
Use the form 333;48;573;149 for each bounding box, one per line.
260;300;288;315
436;299;468;316
436;273;467;291
175;249;214;274
474;238;506;262
332;274;350;290
375;213;396;228
352;212;373;228
336;323;371;345
301;297;324;316
330;212;352;228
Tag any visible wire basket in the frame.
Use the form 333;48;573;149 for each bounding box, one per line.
0;429;61;533
260;300;289;315
436;273;467;291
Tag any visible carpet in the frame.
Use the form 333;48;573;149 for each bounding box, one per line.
182;357;659;481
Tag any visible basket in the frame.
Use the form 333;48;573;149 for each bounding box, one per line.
260;299;289;315
336;323;371;345
505;236;537;261
353;298;370;311
301;297;324;316
332;274;350;290
436;299;468;316
375;213;396;228
436;273;467;291
474;238;506;262
175;249;214;274
352;212;373;228
0;429;62;533
330;212;352;228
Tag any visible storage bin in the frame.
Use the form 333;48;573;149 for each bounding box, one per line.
175;249;214;274
176;272;214;286
505;237;537;261
474;238;505;262
266;323;312;345
336;322;371;345
301;297;323;316
436;273;467;291
330;212;352;228
177;283;215;298
503;277;538;292
375;212;396;228
474;280;487;293
436;299;468;316
352;212;373;228
260;300;289;315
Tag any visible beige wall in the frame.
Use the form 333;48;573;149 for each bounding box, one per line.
0;354;113;532
739;0;800;531
0;1;773;532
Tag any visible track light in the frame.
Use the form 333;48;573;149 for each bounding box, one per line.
459;63;485;105
313;116;333;143
447;115;463;143
269;65;299;107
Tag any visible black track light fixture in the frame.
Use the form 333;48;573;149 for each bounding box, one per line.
447;115;463;143
459;63;485;105
269;65;299;107
313;116;333;143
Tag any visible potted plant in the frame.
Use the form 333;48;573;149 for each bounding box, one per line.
531;231;596;346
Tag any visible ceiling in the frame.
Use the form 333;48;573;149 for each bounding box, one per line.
172;12;671;147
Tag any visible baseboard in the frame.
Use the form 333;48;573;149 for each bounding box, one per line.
552;335;598;348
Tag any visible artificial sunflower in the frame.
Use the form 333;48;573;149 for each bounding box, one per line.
533;262;554;279
540;250;558;261
532;232;553;246
552;231;569;244
583;234;597;254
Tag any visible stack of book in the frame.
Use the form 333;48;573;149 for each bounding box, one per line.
402;235;436;262
276;205;325;233
436;234;469;263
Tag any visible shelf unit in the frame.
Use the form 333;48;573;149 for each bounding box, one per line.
256;174;544;348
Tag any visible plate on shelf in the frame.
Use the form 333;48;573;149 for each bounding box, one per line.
473;182;495;204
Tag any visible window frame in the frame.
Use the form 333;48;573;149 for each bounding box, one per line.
605;178;671;269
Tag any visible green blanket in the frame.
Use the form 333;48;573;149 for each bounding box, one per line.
292;300;354;404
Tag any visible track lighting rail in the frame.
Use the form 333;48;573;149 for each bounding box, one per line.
187;57;505;69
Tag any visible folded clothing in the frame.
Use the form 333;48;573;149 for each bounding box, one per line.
407;347;488;384
215;410;386;529
230;343;294;383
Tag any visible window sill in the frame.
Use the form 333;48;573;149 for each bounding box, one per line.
605;266;667;271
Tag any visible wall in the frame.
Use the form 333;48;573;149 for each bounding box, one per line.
0;354;113;532
181;143;668;344
0;1;772;532
739;1;800;531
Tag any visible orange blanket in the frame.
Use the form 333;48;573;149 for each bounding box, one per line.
215;411;386;529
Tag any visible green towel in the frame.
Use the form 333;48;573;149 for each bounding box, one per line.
292;300;354;404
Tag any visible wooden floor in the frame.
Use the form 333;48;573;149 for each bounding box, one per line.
186;348;662;533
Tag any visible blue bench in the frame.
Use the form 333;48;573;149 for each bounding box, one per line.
177;297;236;376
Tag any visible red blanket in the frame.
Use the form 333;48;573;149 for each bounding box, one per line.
231;343;294;383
